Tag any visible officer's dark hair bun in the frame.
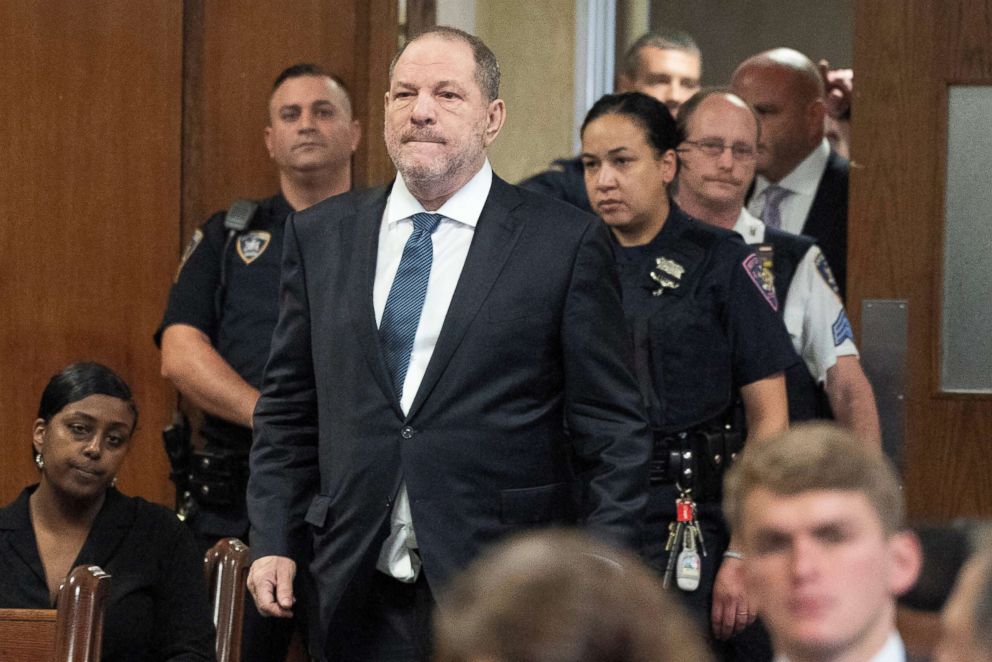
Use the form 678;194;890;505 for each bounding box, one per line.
580;92;681;155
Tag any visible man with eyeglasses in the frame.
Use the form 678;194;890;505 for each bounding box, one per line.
674;89;880;445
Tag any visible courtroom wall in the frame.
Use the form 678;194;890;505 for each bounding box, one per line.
475;0;578;184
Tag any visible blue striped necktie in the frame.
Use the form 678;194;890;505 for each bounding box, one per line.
379;212;443;399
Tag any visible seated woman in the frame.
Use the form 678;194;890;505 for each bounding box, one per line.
0;362;215;661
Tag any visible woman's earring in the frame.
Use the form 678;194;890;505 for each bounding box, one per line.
34;454;45;470
110;476;118;488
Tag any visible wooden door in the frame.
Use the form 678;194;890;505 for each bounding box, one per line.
852;0;992;520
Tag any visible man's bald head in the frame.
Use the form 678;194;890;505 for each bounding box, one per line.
733;48;824;103
731;48;826;182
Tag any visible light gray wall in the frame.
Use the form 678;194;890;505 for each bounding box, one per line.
436;0;476;32
649;0;853;86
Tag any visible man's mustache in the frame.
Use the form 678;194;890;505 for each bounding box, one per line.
402;131;446;144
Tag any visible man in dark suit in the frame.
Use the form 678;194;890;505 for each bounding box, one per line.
732;48;851;298
245;26;651;662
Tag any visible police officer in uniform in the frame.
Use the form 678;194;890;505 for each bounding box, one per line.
580;92;798;662
673;89;880;445
156;63;360;660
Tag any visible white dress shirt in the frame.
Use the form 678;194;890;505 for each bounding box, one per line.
748;138;831;236
774;631;907;662
373;160;493;581
734;209;857;385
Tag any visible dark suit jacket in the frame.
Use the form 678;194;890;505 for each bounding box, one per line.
518;155;592;213
248;174;651;652
802;149;849;298
0;486;215;661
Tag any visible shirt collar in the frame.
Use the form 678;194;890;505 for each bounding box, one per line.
733;207;765;244
386;159;493;228
754;138;831;198
774;631;905;662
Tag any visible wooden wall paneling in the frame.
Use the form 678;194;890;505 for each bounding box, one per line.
353;0;400;188
851;0;992;521
0;0;400;508
182;0;357;241
405;0;437;39
0;0;183;505
181;0;398;243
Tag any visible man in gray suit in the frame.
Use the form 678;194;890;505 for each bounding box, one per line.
245;26;651;662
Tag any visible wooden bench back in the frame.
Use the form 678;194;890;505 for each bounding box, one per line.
204;537;250;662
0;564;110;662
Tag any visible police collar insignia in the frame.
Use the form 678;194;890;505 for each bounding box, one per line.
236;231;272;265
650;256;685;296
742;252;779;311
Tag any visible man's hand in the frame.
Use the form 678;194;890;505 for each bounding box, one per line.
818;60;853;120
247;555;297;618
711;554;756;640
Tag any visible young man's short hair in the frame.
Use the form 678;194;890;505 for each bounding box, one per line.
621;29;701;79
724;422;903;534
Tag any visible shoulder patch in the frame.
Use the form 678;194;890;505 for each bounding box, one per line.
743;252;779;311
832;310;855;346
174;228;203;282
815;252;840;295
236;231;272;265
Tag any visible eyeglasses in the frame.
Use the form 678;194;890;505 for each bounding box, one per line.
679;140;757;161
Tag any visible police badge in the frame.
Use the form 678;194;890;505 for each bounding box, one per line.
650;256;685;296
236;231;272;265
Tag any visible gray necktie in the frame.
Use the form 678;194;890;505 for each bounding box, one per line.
760;185;792;229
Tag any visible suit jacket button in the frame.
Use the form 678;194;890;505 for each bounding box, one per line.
401;426;415;439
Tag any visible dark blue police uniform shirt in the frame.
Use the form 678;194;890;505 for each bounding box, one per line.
156;193;292;451
614;205;799;432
